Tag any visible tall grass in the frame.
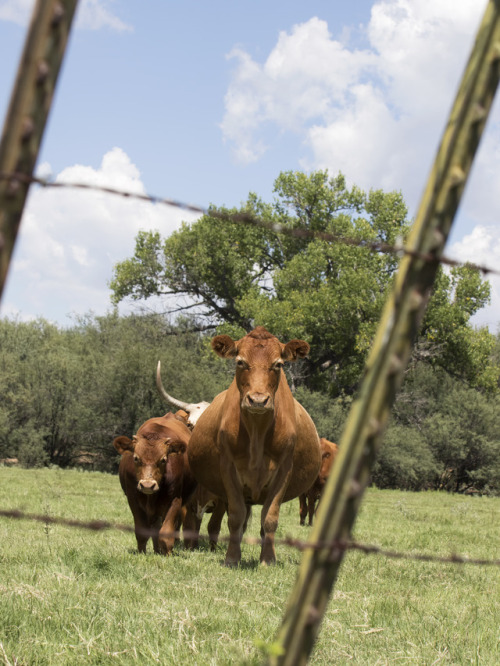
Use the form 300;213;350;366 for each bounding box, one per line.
0;467;498;665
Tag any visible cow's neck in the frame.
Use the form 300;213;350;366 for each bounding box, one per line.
240;408;275;473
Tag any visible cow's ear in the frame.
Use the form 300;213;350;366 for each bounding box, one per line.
212;334;238;358
282;339;310;361
174;409;189;425
167;440;187;456
113;435;135;455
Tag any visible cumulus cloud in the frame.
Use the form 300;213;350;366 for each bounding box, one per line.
448;226;500;332
0;0;132;31
222;17;375;164
0;148;200;324
221;0;487;204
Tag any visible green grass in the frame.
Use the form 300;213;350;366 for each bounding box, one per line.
0;467;498;665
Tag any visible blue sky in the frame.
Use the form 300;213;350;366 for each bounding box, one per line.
1;0;500;331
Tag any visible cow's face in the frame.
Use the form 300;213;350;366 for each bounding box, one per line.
211;326;309;415
113;435;186;494
318;440;338;483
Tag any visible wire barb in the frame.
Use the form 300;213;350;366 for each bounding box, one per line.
0;508;498;568
0;170;497;277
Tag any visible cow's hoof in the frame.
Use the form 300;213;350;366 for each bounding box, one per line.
223;559;240;568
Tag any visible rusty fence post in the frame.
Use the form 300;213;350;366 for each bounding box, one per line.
0;0;79;300
267;1;500;664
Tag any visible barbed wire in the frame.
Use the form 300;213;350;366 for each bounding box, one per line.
1;170;498;278
1;508;498;567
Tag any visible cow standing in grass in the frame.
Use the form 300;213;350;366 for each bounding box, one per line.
299;438;338;526
188;327;322;566
113;412;196;554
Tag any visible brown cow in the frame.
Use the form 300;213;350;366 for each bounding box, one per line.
113;412;197;554
188;327;321;566
299;438;338;526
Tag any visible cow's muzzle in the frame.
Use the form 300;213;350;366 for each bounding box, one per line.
138;479;159;494
243;392;273;413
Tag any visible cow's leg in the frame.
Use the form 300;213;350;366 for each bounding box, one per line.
260;460;293;565
207;499;226;552
221;459;246;567
158;497;183;555
243;504;252;533
134;523;149;553
225;499;247;566
149;516;163;553
308;494;316;526
182;504;202;550
299;494;307;526
128;504;149;553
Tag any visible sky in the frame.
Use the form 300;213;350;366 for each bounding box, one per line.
1;0;500;332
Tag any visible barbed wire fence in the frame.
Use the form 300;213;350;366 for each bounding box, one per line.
1;170;500;279
1;508;499;568
0;1;499;665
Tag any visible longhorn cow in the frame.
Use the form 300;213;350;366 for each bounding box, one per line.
156;361;210;427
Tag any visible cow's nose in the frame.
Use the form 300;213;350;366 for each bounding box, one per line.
246;393;271;410
138;479;159;494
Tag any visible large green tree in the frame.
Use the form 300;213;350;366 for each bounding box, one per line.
111;170;497;394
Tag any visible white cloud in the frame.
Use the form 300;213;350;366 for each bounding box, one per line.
221;0;484;202
0;0;32;24
77;0;132;32
222;17;374;164
0;0;132;31
1;148;200;324
448;226;500;332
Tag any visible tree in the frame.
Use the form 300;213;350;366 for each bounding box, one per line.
111;170;497;395
391;363;500;494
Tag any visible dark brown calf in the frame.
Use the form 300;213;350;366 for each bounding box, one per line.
299;438;338;526
113;412;196;554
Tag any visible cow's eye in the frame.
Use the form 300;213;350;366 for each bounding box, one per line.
236;359;247;368
133;454;140;463
160;455;168;464
274;361;284;370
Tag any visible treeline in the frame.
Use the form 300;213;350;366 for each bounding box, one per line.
0;313;499;494
0;314;229;471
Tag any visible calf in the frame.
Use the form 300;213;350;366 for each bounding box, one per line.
299;438;338;526
113;412;196;554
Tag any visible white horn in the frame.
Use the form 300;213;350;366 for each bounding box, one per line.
156;361;210;427
156;361;190;410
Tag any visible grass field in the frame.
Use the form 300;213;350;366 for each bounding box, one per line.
0;466;498;665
